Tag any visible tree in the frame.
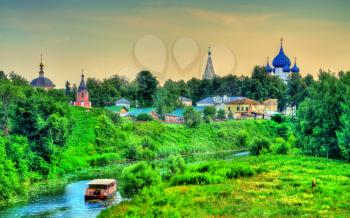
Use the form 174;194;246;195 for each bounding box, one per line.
9;72;28;86
0;81;22;135
337;72;350;160
203;106;216;123
136;71;158;107
295;71;344;158
184;107;201;128
153;87;179;116
287;73;307;110
65;80;71;96
217;109;226;120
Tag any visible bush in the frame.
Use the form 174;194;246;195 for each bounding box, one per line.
277;123;290;140
271;114;286;124
272;137;291;154
136;113;154;121
217;109;226;120
184;107;201;128
166;155;185;175
203;106;216;123
250;138;271;155
120;162;161;197
170;172;224;185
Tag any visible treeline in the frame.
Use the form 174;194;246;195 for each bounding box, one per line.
65;67;314;113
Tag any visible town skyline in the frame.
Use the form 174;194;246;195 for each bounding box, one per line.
0;0;349;87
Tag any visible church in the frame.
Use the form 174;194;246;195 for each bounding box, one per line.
30;55;56;90
73;72;91;108
265;39;300;83
203;47;216;80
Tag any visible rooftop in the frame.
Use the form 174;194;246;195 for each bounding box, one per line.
197;96;243;105
87;179;116;185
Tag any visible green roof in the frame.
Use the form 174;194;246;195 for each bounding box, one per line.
128;108;157;117
167;106;205;117
104;106;127;113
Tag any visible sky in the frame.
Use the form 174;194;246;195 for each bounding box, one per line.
0;0;349;87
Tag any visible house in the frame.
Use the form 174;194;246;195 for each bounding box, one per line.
164;106;205;124
115;98;131;109
104;105;129;117
225;97;262;119
128;108;159;120
178;96;192;106
263;99;278;112
197;96;243;110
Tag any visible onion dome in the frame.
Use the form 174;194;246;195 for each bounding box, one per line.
283;65;291;72
291;57;300;73
272;38;291;68
78;70;87;92
265;57;272;73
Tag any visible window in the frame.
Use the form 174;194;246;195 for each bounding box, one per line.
228;106;231;111
246;107;248;111
237;106;240;111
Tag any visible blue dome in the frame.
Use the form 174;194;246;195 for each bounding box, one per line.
291;58;300;73
283;65;291;73
265;63;272;73
272;41;291;68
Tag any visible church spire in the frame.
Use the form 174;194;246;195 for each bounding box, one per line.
203;47;216;80
39;53;44;77
78;69;87;92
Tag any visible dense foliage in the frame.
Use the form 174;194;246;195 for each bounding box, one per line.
295;71;350;160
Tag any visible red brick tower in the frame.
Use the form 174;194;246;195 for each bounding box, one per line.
73;72;91;108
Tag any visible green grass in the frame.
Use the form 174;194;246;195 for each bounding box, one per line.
52;107;279;175
99;155;350;218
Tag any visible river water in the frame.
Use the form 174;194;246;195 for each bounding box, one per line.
0;150;249;218
0;181;123;218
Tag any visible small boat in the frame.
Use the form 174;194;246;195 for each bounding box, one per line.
85;179;117;200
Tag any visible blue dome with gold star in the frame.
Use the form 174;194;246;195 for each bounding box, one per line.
272;39;291;68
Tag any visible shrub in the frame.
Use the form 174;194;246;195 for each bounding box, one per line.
250;138;271;155
271;114;286;124
203;106;216;123
136;113;153;121
166;155;185;175
217;109;226;120
272;137;291;154
184;107;201;128
170;172;224;185
120;162;161;197
277;123;290;140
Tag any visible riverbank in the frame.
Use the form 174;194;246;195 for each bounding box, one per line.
0;149;250;216
99;155;350;218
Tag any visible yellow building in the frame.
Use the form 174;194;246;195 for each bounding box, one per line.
225;97;263;119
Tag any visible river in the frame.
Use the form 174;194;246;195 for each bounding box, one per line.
0;150;249;218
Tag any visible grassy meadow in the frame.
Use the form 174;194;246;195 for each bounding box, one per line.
99;155;350;218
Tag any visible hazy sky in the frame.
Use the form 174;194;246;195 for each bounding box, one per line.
0;0;349;87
